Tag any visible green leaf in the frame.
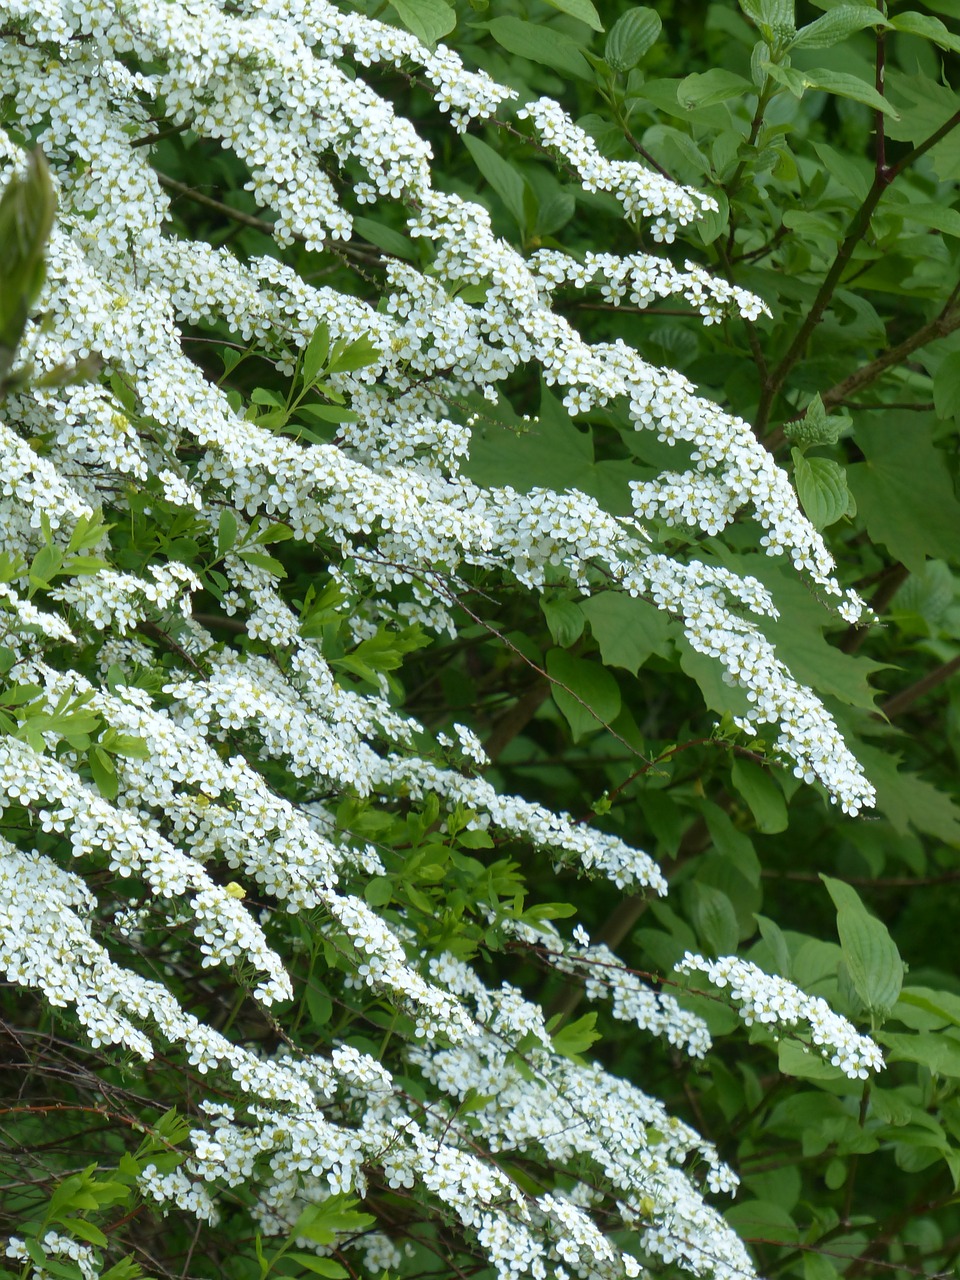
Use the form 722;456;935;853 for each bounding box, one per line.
550;1011;602;1059
59;1219;108;1248
730;757;788;833
353;216;416;260
755;913;792;978
462;134;528;231
238;550;287;579
0;149;56;378
792;5;889;49
889;10;960;54
604;6;661;71
822;875;903;1018
543;0;603;31
804;68;898;118
725;1198;799;1245
89;746;118;799
546;648;621;741
792;450;852;528
301;323;330;388
778;1039;846;1081
217;508;238;558
326;335;381;375
540;597;584;647
485;16;591;78
934;351;960;420
387;0;455;45
291;1197;375;1247
580;592;672;674
285;1254;348;1279
677;69;754;109
881;1031;960;1078
686;881;740;956
846;416;960;573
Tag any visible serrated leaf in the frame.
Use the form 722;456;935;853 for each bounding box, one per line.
792;5;889;49
551;1011;602;1059
604;6;661;70
792;450;851;528
846;416;960;572
387;0;455;45
822;875;903;1018
580;592;672;674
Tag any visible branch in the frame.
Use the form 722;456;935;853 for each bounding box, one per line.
881;653;960;719
765;287;960;452
756;107;960;433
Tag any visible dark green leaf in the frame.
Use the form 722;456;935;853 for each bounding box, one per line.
462;134;529;231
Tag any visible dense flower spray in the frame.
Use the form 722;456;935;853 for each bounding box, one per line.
0;0;881;1275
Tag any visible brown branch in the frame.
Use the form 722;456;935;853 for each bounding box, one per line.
881;653;960;719
756;107;960;434
761;868;960;888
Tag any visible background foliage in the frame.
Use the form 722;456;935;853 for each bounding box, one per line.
3;1;960;1279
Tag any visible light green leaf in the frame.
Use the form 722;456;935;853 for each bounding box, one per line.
890;10;960;53
550;1011;602;1058
603;6;661;71
543;0;603;31
300;323;329;387
792;5;889;49
462;133;528;231
822;875;903;1018
778;1039;846;1081
217;508;237;558
485;16;590;78
285;1254;348;1279
677;69;754;109
387;0;455;45
546;647;621;741
792;450;852;528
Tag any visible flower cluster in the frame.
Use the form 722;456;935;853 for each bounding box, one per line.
0;0;883;1274
675;953;885;1080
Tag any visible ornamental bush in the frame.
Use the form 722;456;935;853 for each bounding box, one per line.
2;1;960;1279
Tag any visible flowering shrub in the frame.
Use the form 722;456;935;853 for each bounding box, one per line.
2;1;960;1279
